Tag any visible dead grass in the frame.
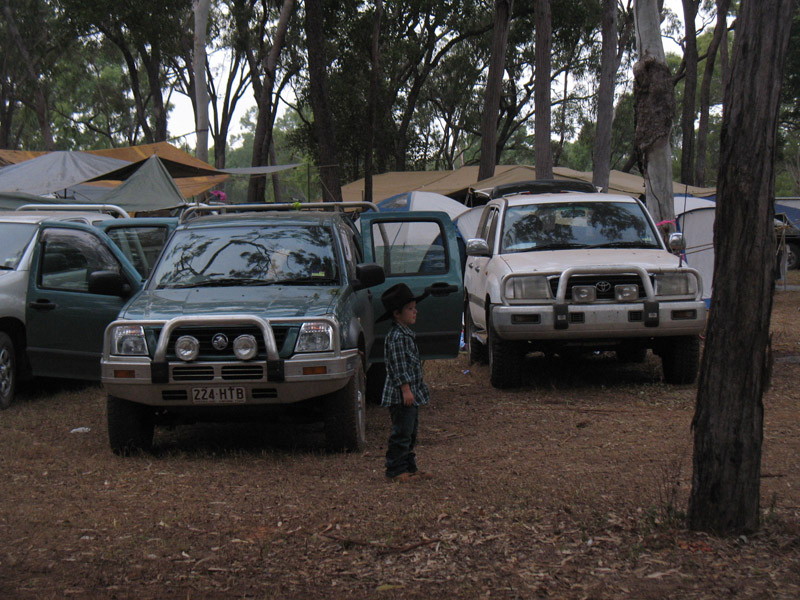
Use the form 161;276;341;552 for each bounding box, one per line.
1;291;799;599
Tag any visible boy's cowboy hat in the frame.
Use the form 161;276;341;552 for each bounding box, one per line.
376;283;428;322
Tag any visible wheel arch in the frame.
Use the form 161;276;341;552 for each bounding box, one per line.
0;317;30;379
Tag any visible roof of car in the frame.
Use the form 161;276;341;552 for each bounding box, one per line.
500;192;639;207
180;210;347;229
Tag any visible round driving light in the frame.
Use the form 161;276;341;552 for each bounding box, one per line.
233;334;258;360
175;335;200;361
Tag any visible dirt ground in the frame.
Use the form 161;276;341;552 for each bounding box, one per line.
1;288;799;599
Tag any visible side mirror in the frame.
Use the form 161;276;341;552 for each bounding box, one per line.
352;262;385;291
668;232;686;254
465;238;491;257
88;270;132;297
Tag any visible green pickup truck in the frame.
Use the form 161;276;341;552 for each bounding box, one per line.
0;208;176;409
100;203;463;455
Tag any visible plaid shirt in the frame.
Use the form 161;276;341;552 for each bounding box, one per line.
380;321;430;407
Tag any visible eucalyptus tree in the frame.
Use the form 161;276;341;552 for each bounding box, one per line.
592;0;618;191
58;0;193;143
193;0;212;163
478;0;514;181
1;0;75;150
694;0;730;187
533;0;552;178
633;0;675;236
689;0;795;536
678;0;700;185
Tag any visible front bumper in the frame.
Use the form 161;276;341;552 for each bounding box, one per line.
101;314;358;406
492;300;706;340
493;264;707;341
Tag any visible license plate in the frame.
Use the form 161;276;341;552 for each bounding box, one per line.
192;386;246;404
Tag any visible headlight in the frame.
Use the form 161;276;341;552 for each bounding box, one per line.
655;273;697;296
175;335;200;361
504;276;550;300
233;334;258;360
295;322;333;352
111;325;148;356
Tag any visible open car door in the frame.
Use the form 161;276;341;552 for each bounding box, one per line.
360;211;463;363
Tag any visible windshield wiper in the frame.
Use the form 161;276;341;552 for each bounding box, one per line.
160;278;271;289
525;242;591;251
268;276;336;286
590;241;659;249
0;265;14;270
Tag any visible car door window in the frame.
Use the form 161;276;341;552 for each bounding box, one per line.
104;225;169;278
484;209;499;251
371;220;448;276
39;229;122;292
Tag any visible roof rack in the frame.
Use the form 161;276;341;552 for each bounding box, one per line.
179;201;380;223
16;204;130;218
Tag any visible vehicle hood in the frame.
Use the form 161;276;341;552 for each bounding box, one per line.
120;285;340;321
498;249;686;273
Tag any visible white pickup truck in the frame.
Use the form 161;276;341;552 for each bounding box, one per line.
463;192;707;388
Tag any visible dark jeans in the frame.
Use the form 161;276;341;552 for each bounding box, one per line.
385;404;419;478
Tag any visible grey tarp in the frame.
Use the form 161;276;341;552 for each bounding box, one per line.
96;155;187;212
0;191;63;210
0;151;130;195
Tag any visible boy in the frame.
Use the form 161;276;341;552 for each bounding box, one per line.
378;283;431;482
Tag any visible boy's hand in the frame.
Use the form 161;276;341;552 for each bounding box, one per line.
401;384;414;406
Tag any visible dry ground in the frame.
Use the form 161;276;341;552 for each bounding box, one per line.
1;286;799;599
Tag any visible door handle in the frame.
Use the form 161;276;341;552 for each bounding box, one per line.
29;299;57;311
424;282;459;297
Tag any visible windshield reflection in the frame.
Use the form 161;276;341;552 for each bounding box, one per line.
152;225;339;289
501;202;660;253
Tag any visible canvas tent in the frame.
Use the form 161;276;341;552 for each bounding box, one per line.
341;165;717;206
0;151;130;196
378;191;468;220
673;196;717;301
95;154;187;212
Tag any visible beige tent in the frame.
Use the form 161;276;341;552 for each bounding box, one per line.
341;165;717;204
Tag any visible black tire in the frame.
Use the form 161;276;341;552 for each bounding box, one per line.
488;313;522;388
787;242;799;270
464;302;488;365
661;336;700;384
107;395;155;455
365;362;386;404
0;332;15;410
324;361;366;452
616;345;648;363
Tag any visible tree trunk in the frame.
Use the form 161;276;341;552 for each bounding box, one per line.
478;0;514;182
304;0;342;202
592;0;618;192
694;0;730;187
269;139;282;203
248;0;294;203
2;2;55;150
193;0;211;164
679;0;700;185
364;0;383;204
633;0;676;235
534;0;553;179
138;44;168;142
689;0;795;536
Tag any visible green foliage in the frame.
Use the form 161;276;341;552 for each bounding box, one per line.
220;108;319;204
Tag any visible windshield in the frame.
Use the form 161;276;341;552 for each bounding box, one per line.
0;223;37;269
151;224;339;289
500;201;661;253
